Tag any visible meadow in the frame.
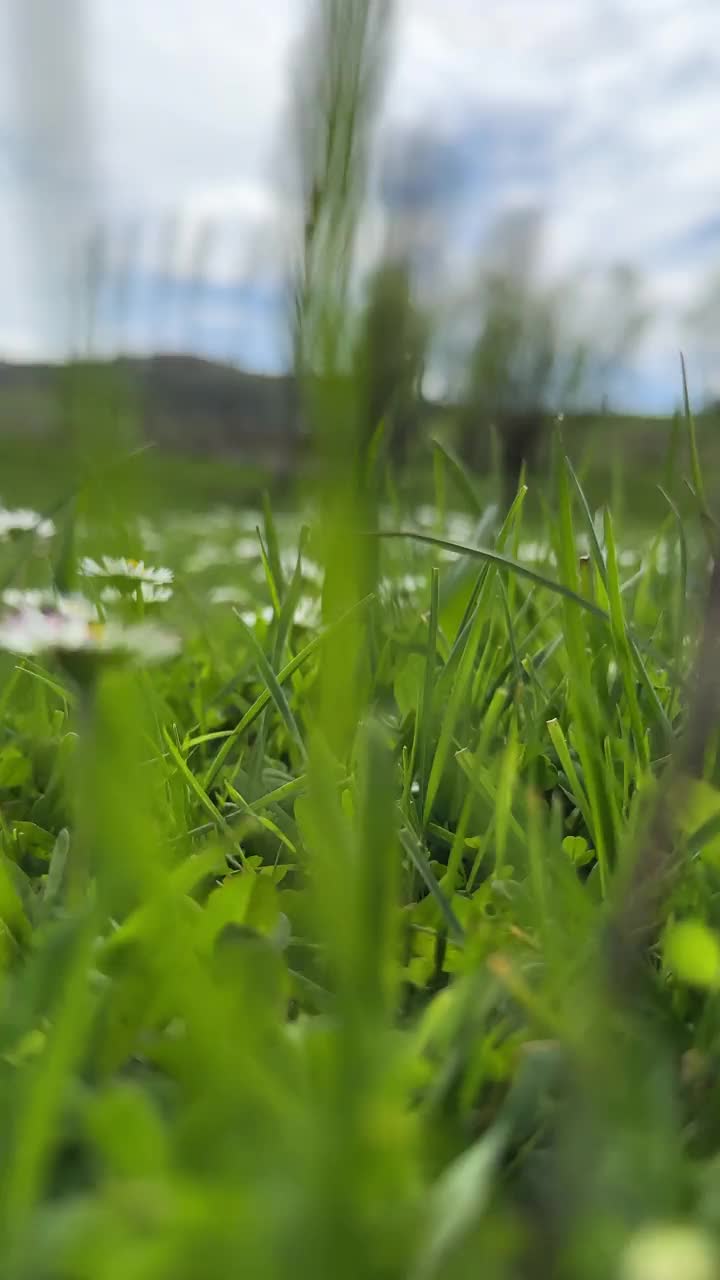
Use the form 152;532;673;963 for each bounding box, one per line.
0;409;716;1280
5;0;720;1269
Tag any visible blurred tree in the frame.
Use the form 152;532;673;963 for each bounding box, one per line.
459;211;650;507
355;254;429;468
684;271;720;409
581;263;651;411
459;211;577;507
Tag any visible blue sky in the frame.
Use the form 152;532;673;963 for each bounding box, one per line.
1;0;720;409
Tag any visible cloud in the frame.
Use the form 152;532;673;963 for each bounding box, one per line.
1;0;719;407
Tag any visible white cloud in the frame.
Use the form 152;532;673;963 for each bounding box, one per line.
1;0;719;406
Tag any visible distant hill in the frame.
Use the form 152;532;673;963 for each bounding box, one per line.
0;353;711;492
0;354;303;471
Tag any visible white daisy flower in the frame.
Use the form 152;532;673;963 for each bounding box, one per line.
100;583;173;605
237;510;263;531
209;585;248;606
278;551;324;587
413;504;437;529
655;541;670;575
2;588;96;617
445;515;475;544
302;559;324;586
0;605;179;663
79;556;174;586
233;537;262;560
0;507;55;540
238;606;275;628
138;519;162;552
398;573;427;595
517;541;556;564
379;573;426;601
293;596;321;629
184;544;228;575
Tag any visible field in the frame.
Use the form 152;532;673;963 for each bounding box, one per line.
0;415;717;1280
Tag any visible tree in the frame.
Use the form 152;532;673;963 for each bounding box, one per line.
460;211;578;507
459;211;650;507
684;271;720;408
355;254;428;467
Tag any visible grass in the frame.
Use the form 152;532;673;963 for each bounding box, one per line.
4;2;720;1271
0;418;717;1278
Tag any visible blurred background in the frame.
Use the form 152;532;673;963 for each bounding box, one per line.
1;0;719;511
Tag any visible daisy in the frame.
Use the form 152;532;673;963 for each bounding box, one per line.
233;537;262;560
279;550;324;586
184;544;228;575
2;588;96;618
517;541;556;564
380;573;426;598
0;507;55;541
237;606;275;628
209;585;249;606
0;604;179;664
397;573;427;595
138;518;162;552
79;556;174;587
293;596;321;629
445;514;476;544
100;583;173;605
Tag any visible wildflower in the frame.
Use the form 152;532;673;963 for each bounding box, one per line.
445;514;475;544
655;541;670;575
184;544;228;575
237;606;274;628
209;585;248;606
0;507;55;540
302;559;324;586
279;550;324;586
518;541;555;564
233;537;262;560
79;556;173;586
2;588;95;616
397;573;426;595
138;518;162;552
413;504;437;529
293;596;321;629
0;603;179;664
100;583;173;605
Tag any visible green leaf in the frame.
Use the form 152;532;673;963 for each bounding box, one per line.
414;1122;509;1279
378;528;610;622
680;781;720;837
0;855;31;947
87;1082;169;1178
0;746;31;790
42;829;70;910
562;835;594;867
664;920;720;989
394;653;425;721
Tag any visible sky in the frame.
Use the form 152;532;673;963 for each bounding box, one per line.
1;0;719;410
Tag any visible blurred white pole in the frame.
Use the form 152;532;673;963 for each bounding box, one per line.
5;0;95;359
